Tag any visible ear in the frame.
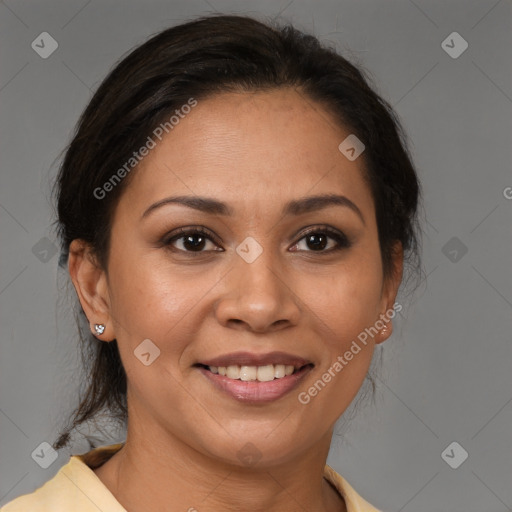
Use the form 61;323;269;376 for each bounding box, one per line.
375;241;404;345
68;239;115;342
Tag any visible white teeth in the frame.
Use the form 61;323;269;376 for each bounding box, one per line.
208;363;303;381
257;365;275;382
240;365;257;381
226;365;240;379
274;364;286;378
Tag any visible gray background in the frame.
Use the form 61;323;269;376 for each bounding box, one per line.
1;1;511;511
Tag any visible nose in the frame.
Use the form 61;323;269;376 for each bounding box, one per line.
214;251;301;333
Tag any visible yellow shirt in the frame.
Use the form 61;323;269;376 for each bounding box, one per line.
1;444;381;511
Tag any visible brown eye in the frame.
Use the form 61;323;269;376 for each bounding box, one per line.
290;227;351;253
164;227;223;253
179;233;208;251
304;233;328;251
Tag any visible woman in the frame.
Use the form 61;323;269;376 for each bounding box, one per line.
2;13;420;512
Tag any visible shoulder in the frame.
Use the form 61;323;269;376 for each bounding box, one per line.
1;444;125;512
324;464;382;512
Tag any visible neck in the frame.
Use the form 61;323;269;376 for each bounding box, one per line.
94;421;346;512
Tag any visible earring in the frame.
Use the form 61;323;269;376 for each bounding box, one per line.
94;324;105;335
379;323;392;341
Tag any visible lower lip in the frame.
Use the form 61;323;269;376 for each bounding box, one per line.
197;365;313;403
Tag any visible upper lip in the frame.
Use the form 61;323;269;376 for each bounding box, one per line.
197;351;312;369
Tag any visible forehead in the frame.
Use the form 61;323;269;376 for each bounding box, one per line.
119;89;375;219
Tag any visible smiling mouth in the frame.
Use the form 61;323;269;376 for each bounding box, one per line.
195;363;314;382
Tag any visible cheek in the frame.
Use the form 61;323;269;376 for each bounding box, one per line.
109;247;191;323
295;318;375;431
106;248;209;365
293;250;383;408
296;286;378;425
105;256;207;417
298;254;384;345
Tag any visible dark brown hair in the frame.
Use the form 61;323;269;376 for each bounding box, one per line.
52;13;421;449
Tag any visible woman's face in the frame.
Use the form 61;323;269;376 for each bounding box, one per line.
94;89;401;466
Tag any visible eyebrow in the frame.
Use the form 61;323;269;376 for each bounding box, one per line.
141;193;365;224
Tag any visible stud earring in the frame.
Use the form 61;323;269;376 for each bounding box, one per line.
94;324;105;335
379;323;392;340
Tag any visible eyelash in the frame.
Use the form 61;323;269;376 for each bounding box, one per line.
162;226;351;255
